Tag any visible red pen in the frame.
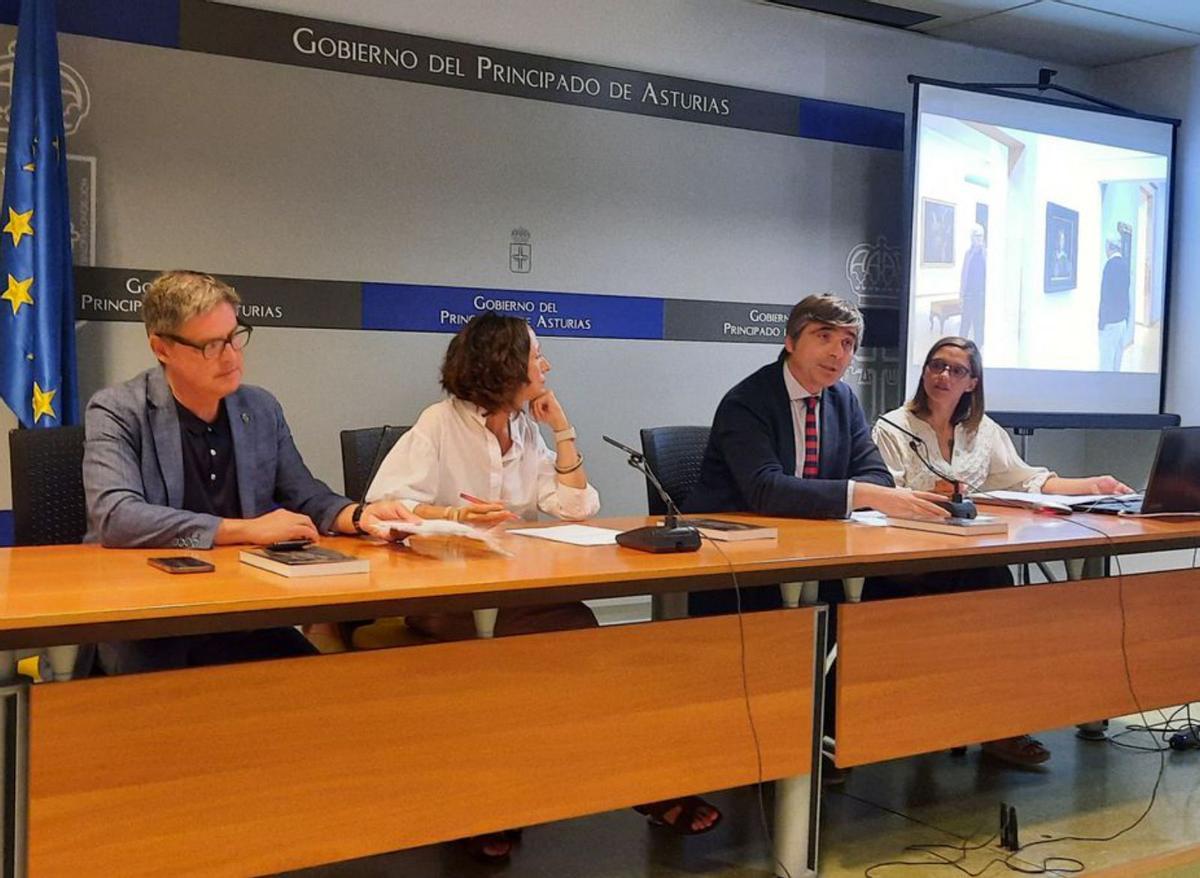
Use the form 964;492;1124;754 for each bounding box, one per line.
458;492;521;520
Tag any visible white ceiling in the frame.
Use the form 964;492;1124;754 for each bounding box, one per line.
848;0;1200;68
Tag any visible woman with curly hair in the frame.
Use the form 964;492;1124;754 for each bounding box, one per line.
365;313;722;859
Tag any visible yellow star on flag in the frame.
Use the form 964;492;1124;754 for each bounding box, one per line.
3;207;33;247
31;381;56;424
1;274;33;315
21;162;34;172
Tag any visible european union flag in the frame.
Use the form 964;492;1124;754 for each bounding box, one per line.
0;0;77;428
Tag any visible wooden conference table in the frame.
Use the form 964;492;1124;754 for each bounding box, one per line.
0;509;1198;877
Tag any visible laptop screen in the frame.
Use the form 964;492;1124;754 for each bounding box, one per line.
1144;427;1200;514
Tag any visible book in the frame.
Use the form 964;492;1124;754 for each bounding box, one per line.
240;546;369;577
887;515;1008;537
677;517;778;542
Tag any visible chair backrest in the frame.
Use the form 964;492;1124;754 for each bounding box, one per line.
339;425;409;502
638;426;711;515
8;425;87;546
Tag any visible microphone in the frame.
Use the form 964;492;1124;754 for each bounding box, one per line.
602;435;701;553
876;415;977;519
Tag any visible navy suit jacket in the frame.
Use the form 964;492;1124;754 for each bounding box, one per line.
83;367;350;548
684;361;893;519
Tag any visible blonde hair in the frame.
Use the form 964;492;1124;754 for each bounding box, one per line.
142;271;240;336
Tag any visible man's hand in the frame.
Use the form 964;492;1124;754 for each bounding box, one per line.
358;500;421;535
530;390;570;432
218;509;319;545
856;483;950;520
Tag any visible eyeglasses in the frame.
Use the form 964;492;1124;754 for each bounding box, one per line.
161;324;253;360
925;358;972;380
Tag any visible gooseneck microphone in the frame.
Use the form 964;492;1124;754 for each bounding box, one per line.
876;415;978;519
602;435;701;553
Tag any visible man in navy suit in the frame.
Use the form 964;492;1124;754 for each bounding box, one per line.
686;293;946;615
83;270;416;672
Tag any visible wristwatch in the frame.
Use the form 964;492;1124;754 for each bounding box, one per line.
351;501;369;536
554;425;577;443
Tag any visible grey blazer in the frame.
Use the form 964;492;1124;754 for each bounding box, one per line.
83;367;350;548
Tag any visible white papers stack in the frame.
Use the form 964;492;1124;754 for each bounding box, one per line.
972;490;1142;513
370;518;479;539
508;525;622;546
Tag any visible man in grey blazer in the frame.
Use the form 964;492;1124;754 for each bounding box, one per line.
83;270;415;673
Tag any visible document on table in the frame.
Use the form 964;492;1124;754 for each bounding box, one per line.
508;525;622;546
972;490;1141;513
849;510;888;527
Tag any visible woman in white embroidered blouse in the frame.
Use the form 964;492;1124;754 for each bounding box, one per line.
365;314;721;857
873;337;1131;497
869;337;1131;770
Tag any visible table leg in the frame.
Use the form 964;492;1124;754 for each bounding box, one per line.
843;577;865;603
651;593;689;620
43;646;79;683
0;681;28;877
473;609;499;639
1066;556;1110;740
773;772;816;878
1066;557;1104;581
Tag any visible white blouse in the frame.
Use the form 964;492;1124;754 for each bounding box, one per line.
364;397;600;521
872;407;1055;494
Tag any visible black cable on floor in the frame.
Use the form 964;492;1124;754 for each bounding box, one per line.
860;513;1175;876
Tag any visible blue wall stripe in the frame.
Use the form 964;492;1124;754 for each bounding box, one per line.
362;283;665;341
0;1;180;48
798;97;905;151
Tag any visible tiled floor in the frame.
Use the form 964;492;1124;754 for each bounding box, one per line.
283;715;1200;877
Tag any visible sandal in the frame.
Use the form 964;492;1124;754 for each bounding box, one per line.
633;795;722;836
462;830;515;864
981;735;1051;767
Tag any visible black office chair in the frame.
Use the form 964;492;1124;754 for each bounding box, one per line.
8;425;87;681
638;426;710;515
8;425;87;546
339;425;410;502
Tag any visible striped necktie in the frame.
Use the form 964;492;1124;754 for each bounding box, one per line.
802;395;820;479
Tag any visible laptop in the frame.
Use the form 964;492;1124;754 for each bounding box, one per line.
1075;427;1200;516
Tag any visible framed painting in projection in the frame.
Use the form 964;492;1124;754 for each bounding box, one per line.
1044;202;1078;292
921;198;955;266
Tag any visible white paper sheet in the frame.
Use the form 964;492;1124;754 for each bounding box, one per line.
507;525;622;546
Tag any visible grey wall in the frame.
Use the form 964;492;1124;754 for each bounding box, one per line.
1;0;1100;521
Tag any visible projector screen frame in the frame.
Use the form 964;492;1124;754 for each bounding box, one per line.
901;75;1181;431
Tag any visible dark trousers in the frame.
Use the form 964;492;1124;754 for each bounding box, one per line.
96;627;318;675
406;602;599;641
960;294;985;347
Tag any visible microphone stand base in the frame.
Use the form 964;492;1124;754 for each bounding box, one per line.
616;526;701;554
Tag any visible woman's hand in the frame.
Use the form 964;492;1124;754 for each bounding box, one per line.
530;390;570;432
455;502;520;526
1091;475;1133;495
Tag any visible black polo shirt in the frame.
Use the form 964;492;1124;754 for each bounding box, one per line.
176;399;241;519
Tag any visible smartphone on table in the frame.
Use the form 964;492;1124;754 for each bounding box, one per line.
147;556;215;574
